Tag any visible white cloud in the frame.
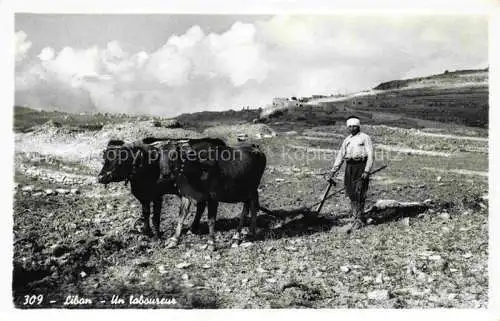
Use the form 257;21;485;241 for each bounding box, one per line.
15;30;32;63
39;46;101;83
15;15;488;116
142;23;269;87
168;25;205;50
144;26;205;86
38;47;54;61
207;22;268;86
145;45;192;86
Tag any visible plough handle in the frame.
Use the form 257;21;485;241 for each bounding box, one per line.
313;164;388;213
316;181;334;214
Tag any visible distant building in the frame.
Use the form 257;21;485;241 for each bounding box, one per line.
272;97;300;108
272;97;289;107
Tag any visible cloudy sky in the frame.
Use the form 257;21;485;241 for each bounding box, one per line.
15;14;488;116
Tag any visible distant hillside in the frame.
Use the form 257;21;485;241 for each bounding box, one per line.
176;109;261;131
273;68;489;128
14;106;157;133
374;68;488;90
13;105;263;134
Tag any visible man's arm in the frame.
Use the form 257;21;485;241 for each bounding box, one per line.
363;134;374;173
331;138;347;176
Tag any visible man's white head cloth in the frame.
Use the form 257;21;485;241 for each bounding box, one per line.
346;117;360;127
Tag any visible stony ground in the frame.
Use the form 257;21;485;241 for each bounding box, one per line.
13;119;488;308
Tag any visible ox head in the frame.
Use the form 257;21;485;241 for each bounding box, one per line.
97;139;146;185
159;142;180;182
159;139;220;186
159;141;195;183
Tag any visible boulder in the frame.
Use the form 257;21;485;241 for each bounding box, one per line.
364;199;429;224
237;133;248;142
176;262;192;269
438;212;451;220
21;185;35;192
55;188;70;195
367;290;390;300
340;266;350;273
400;217;410;226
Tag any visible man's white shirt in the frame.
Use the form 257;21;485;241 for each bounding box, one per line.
331;132;374;173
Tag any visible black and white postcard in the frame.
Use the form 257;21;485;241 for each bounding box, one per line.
3;0;499;319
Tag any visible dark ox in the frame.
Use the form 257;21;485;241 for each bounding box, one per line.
97;138;206;238
160;138;267;251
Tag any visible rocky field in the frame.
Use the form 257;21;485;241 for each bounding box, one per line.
12;110;488;308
